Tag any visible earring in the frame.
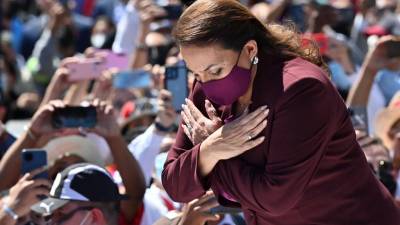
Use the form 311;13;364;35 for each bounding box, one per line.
252;56;259;65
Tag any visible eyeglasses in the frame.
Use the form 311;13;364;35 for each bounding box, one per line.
34;206;94;225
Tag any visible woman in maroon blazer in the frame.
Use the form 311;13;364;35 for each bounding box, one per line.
162;0;400;224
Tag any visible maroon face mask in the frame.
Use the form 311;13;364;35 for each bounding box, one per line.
199;50;255;106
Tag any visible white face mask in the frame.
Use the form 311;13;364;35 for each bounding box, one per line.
79;211;91;225
90;33;107;48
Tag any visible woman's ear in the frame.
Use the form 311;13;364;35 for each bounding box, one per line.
244;40;258;62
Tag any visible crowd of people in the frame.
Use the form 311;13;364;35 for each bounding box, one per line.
0;0;400;224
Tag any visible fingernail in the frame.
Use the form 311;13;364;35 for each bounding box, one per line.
264;109;269;115
185;98;188;103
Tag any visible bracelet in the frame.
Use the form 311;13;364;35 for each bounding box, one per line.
24;126;37;141
2;204;19;221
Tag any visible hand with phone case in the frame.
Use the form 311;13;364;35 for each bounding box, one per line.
2;168;51;219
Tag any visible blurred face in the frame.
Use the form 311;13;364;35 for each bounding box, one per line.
180;41;257;83
49;202;104;225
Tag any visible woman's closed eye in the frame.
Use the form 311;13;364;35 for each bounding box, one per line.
210;68;222;76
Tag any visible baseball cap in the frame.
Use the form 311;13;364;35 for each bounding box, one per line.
43;133;113;167
31;163;128;216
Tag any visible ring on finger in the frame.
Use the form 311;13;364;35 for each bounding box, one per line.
247;134;253;141
187;124;193;133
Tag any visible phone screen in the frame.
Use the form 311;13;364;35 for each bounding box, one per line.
21;149;48;179
165;65;188;112
209;206;242;214
52;106;97;128
113;70;152;89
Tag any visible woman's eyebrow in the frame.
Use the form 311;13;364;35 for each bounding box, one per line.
202;64;218;72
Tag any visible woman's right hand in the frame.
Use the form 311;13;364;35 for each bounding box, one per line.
199;106;269;175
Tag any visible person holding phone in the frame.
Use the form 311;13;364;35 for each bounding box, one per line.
162;1;400;224
0;168;51;225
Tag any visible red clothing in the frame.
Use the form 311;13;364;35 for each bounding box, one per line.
118;204;144;225
162;52;400;225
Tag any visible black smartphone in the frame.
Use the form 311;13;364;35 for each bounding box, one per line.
348;106;369;134
52;106;97;128
156;5;183;20
21;149;48;179
165;65;189;112
209;206;242;214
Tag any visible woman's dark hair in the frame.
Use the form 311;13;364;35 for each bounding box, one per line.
174;0;328;74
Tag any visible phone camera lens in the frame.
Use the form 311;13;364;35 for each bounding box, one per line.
24;152;33;161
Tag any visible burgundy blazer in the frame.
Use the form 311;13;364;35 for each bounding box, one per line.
162;52;400;225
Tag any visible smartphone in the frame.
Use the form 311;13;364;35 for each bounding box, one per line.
348;106;369;134
165;65;188;112
209;206;242;214
113;70;152;89
385;40;400;59
102;51;130;71
155;5;183;20
66;58;106;82
21;149;48;179
52;106;97;128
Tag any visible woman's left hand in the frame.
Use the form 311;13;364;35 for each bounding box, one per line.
181;99;222;145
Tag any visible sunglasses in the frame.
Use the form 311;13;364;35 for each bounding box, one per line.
30;206;94;225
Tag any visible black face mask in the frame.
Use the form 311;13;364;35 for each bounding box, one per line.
148;44;173;66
